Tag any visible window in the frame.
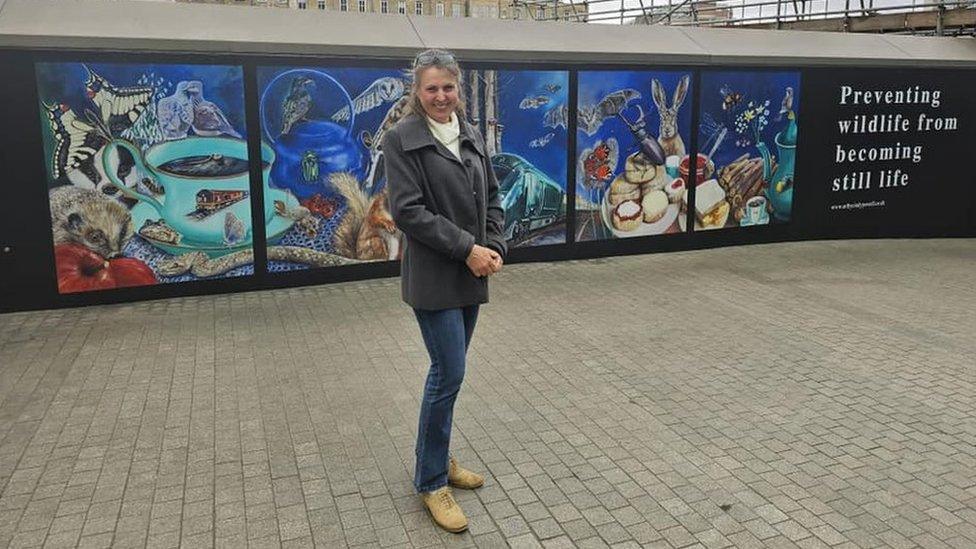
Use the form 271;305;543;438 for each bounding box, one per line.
381;0;388;11
359;0;366;10
318;0;326;8
415;0;422;14
340;0;347;10
297;0;306;8
436;1;443;16
536;6;544;18
452;3;460;16
398;0;405;12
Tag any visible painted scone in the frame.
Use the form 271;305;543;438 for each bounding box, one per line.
609;175;642;206
623;152;657;185
642;190;669;224
612;199;643;231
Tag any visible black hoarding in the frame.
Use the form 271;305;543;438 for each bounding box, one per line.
795;68;976;238
2;52;975;313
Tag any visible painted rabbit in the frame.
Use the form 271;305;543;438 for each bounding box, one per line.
652;75;690;158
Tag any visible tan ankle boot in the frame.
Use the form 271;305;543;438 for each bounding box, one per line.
421;486;468;533
448;456;485;489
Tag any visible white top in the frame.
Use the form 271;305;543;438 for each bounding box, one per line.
426;113;461;161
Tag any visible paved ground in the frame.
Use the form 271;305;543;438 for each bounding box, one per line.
0;238;974;549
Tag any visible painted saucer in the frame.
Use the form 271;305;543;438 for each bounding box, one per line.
132;188;300;257
739;213;770;227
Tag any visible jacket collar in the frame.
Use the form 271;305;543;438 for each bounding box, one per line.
399;112;484;157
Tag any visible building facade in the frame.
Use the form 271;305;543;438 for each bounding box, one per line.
175;0;586;20
628;1;731;25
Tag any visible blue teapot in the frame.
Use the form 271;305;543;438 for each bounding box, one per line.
756;112;797;222
261;69;365;200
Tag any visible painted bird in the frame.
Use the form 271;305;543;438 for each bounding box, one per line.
776;86;794;122
157;81;195;140
184;81;242;138
280;75;315;137
331;76;406;123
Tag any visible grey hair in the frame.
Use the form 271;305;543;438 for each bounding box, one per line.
407;48;466;119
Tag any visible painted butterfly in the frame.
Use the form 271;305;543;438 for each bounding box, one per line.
580;138;618;190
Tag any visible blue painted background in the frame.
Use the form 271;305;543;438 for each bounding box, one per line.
577;70;694;206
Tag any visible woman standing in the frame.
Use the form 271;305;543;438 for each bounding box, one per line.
382;49;507;533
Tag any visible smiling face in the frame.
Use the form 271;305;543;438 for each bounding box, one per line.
416;66;459;124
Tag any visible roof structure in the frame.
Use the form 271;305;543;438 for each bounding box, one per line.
1;0;975;66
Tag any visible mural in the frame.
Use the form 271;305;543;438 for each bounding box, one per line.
576;70;694;241
696;70;801;229
493;70;569;247
36;62;254;294
256;66;570;273
257;66;403;273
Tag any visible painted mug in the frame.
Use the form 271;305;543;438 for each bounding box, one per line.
746;195;767;224
102;137;274;246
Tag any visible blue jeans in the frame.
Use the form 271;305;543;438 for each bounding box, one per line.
412;305;480;493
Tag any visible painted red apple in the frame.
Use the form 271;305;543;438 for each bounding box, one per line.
55;244;157;294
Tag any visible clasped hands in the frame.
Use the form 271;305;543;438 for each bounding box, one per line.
465;244;503;277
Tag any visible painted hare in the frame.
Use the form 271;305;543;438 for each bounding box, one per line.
651;75;690;158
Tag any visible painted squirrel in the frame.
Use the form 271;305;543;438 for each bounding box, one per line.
331;172;400;261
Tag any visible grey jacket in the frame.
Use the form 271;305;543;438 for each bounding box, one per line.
382;113;507;310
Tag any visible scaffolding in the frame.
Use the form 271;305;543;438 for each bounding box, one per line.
515;0;976;35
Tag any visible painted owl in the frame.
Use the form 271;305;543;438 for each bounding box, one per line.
331;77;406;123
